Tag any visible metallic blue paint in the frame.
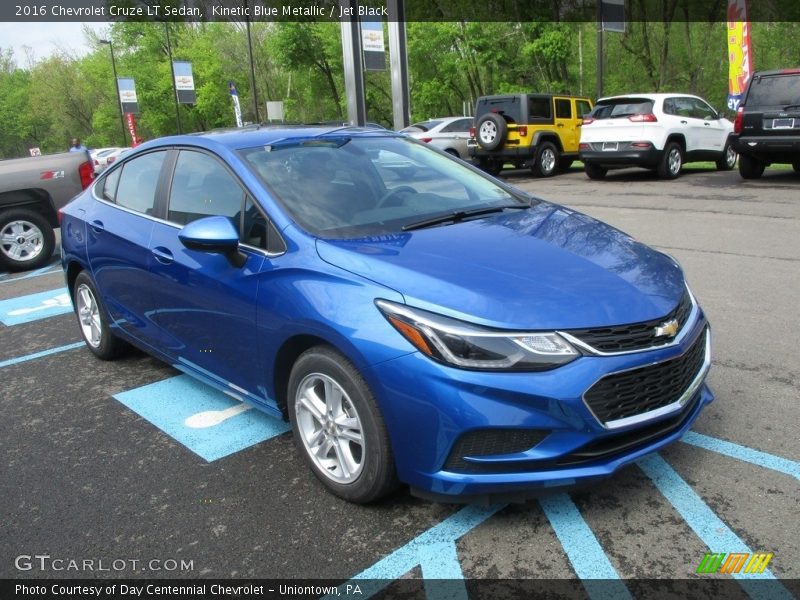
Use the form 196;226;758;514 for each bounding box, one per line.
61;127;713;500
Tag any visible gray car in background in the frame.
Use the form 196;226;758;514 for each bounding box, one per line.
401;116;474;160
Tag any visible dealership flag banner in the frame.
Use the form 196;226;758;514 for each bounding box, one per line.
228;82;243;128
727;0;754;111
117;77;139;114
174;61;196;104
126;113;142;146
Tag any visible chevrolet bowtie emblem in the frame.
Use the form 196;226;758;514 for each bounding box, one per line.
655;319;680;338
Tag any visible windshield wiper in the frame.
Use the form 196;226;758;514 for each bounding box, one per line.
402;204;529;232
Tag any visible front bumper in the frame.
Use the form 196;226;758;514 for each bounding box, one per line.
370;313;712;500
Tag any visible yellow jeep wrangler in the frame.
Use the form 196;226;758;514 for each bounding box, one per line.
468;93;593;177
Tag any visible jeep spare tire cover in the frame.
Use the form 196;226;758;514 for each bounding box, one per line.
476;113;507;151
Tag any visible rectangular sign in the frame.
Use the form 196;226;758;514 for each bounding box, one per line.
361;19;385;71
117;77;139;115
173;61;196;104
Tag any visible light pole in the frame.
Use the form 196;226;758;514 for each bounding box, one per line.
99;39;127;147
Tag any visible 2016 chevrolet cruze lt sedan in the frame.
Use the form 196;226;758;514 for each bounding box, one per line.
61;126;713;503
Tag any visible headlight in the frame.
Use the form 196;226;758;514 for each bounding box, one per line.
376;299;579;371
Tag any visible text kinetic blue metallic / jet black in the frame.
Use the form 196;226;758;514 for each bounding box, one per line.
61;126;713;503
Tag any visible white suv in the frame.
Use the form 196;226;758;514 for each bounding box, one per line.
579;93;736;180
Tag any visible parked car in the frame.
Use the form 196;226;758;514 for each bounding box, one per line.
91;147;125;174
468;93;593;177
730;68;800;179
99;147;132;171
580;93;736;180
61;126;712;503
0;151;94;271
401;117;474;160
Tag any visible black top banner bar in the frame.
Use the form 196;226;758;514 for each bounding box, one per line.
3;0;800;23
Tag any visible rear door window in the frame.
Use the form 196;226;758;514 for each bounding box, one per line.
114;151;168;215
555;99;572;119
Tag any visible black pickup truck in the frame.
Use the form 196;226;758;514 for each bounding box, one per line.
731;68;800;179
0;151;94;271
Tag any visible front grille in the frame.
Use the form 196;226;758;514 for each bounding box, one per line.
584;327;707;425
443;429;549;473
565;290;693;353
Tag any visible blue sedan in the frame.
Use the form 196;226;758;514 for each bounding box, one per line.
61;126;712;503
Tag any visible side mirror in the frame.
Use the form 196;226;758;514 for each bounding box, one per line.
178;215;247;268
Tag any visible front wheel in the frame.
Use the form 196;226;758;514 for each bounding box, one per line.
657;142;683;179
288;346;398;503
0;208;55;272
716;143;737;170
477;159;502;176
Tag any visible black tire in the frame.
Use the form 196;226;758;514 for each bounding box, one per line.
558;157;574;171
72;271;126;360
444;148;459;158
584;162;608;180
738;154;765;179
531;141;559;178
478;159;502;176
792;159;800;174
288;346;398;503
716;142;737;170
475;113;507;151
0;208;55;272
657;142;684;179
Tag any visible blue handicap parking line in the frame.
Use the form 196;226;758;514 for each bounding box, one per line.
0;262;62;284
114;374;289;462
638;454;792;600
681;431;800;481
0;287;72;326
539;494;632;600
0;341;84;369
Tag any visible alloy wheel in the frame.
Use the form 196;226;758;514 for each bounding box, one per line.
76;283;102;348
295;373;365;484
479;121;497;145
0;219;44;264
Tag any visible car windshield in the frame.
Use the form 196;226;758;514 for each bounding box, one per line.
239;135;527;239
592;99;654;119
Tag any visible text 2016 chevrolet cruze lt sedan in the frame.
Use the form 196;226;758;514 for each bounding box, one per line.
61;126;712;503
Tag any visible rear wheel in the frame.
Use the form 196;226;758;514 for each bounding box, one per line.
0;208;55;272
716;143;737;170
73;271;125;360
584;162;608;180
288;346;398;503
532;142;559;177
792;159;800;174
738;154;765;179
657;142;683;179
558;157;574;171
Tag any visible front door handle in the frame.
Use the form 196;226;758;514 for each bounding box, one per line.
151;247;174;265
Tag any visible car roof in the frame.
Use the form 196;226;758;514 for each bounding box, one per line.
134;125;401;153
597;93;706;102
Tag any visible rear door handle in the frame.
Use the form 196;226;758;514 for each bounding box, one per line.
680;120;688;124
151;247;174;265
704;122;710;126
89;220;104;234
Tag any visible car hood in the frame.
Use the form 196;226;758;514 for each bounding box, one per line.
315;202;685;329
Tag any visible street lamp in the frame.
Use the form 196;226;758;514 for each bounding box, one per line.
99;39;128;147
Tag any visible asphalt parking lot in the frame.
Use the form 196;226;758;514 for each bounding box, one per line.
1;165;798;598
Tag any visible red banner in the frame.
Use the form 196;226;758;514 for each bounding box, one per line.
125;113;142;147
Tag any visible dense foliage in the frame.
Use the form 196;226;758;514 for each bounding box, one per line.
1;20;798;158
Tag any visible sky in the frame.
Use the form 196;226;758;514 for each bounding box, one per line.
0;22;110;67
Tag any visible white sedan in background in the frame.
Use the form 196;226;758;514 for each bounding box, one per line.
401;116;474;160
